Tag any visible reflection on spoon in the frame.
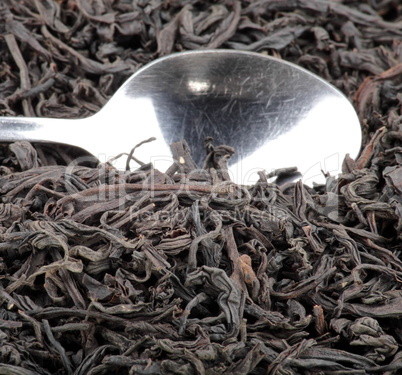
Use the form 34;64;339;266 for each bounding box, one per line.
230;96;361;185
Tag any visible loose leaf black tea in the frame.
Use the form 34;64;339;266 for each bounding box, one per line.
0;1;401;375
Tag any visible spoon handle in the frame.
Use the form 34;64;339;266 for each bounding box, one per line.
0;115;157;169
0;116;85;146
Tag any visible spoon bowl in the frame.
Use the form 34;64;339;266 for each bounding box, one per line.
0;50;361;185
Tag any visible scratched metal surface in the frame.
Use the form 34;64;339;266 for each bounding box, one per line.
0;50;360;185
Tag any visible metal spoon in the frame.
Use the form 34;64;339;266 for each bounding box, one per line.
0;49;361;185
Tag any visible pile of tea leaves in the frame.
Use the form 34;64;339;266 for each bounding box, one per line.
0;1;402;374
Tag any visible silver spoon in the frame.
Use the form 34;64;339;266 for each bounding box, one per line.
0;50;361;185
